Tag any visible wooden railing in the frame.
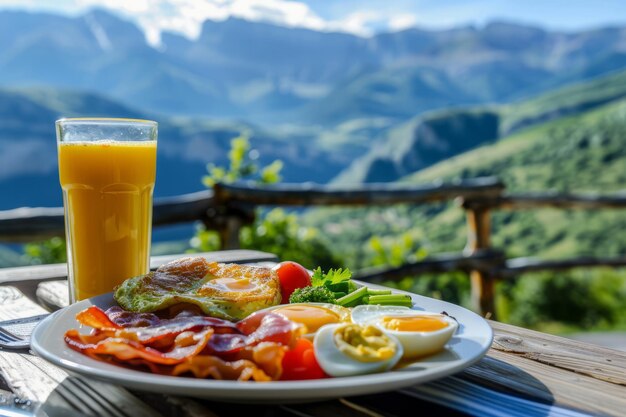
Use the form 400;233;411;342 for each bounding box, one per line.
1;176;625;318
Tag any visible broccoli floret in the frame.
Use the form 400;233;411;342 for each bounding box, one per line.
289;286;337;304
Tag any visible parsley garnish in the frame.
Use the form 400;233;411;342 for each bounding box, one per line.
311;267;352;287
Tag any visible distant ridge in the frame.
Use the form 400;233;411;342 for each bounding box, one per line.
333;69;626;184
0;10;625;124
0;86;349;209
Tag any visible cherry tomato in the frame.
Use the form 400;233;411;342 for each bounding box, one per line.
280;338;326;380
272;261;312;303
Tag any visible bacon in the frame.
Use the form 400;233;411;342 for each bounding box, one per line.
238;311;304;348
113;316;235;345
203;312;304;354
76;306;121;330
205;333;248;354
105;306;238;332
65;328;213;365
231;342;287;380
161;342;287;381
65;306;305;381
105;306;162;327
164;355;273;381
76;306;238;346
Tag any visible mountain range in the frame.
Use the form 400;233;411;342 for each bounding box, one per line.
1;9;626;212
1;9;626;125
334;68;626;183
0;86;358;210
303;75;626;273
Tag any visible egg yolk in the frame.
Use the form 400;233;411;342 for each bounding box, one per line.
210;277;256;291
273;305;340;333
334;324;396;363
381;315;448;332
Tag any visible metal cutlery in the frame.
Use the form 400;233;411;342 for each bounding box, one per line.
0;314;49;350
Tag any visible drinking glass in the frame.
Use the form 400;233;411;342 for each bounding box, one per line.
56;118;158;302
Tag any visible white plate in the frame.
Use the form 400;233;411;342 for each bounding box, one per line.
31;283;493;403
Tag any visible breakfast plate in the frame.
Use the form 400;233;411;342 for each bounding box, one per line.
31;282;493;403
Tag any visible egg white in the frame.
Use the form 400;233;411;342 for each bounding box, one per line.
351;305;458;358
313;323;403;377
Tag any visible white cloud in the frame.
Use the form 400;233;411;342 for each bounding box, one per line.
0;0;421;46
326;10;380;36
388;13;418;31
73;0;335;45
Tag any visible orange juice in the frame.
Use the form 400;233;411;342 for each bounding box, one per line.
58;140;157;300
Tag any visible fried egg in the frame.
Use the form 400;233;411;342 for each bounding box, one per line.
351;305;458;358
259;303;351;338
114;257;281;320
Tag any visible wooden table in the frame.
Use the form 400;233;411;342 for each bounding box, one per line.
1;251;625;417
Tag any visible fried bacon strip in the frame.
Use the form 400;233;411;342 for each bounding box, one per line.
146;342;287;381
204;311;304;354
76;306;121;330
105;306;239;334
65;306;304;381
75;306;238;346
168;356;273;381
238;311;303;348
65;328;214;365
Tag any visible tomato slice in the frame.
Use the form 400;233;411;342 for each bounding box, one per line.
280;338;327;380
272;261;312;303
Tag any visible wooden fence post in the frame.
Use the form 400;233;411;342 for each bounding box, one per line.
210;183;254;250
215;216;243;250
464;205;496;319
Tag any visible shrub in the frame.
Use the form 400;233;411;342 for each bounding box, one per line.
192;134;341;269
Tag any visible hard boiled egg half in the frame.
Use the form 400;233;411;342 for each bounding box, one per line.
351;305;458;358
259;303;351;339
313;323;403;377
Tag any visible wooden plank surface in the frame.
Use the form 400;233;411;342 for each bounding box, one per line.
460;352;626;416
490;320;626;385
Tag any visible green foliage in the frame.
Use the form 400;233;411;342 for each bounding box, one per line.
368;232;428;267
23;237;67;264
289;286;338;304
260;160;284;184
202;134;282;187
189;226;221;252
239;209;342;270
391;273;470;306
191;208;342;270
366;232;470;306
193;134;341;269
502;268;626;329
194;132;284;252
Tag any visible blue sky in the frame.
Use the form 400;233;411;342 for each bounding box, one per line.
303;0;626;31
0;0;624;45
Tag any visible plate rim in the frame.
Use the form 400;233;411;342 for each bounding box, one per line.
31;283;493;401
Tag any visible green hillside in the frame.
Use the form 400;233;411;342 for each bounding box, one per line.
304;97;626;330
500;69;626;134
404;99;626;256
309;98;626;263
334;69;626;184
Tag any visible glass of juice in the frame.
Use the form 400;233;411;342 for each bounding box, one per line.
56;118;158;302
